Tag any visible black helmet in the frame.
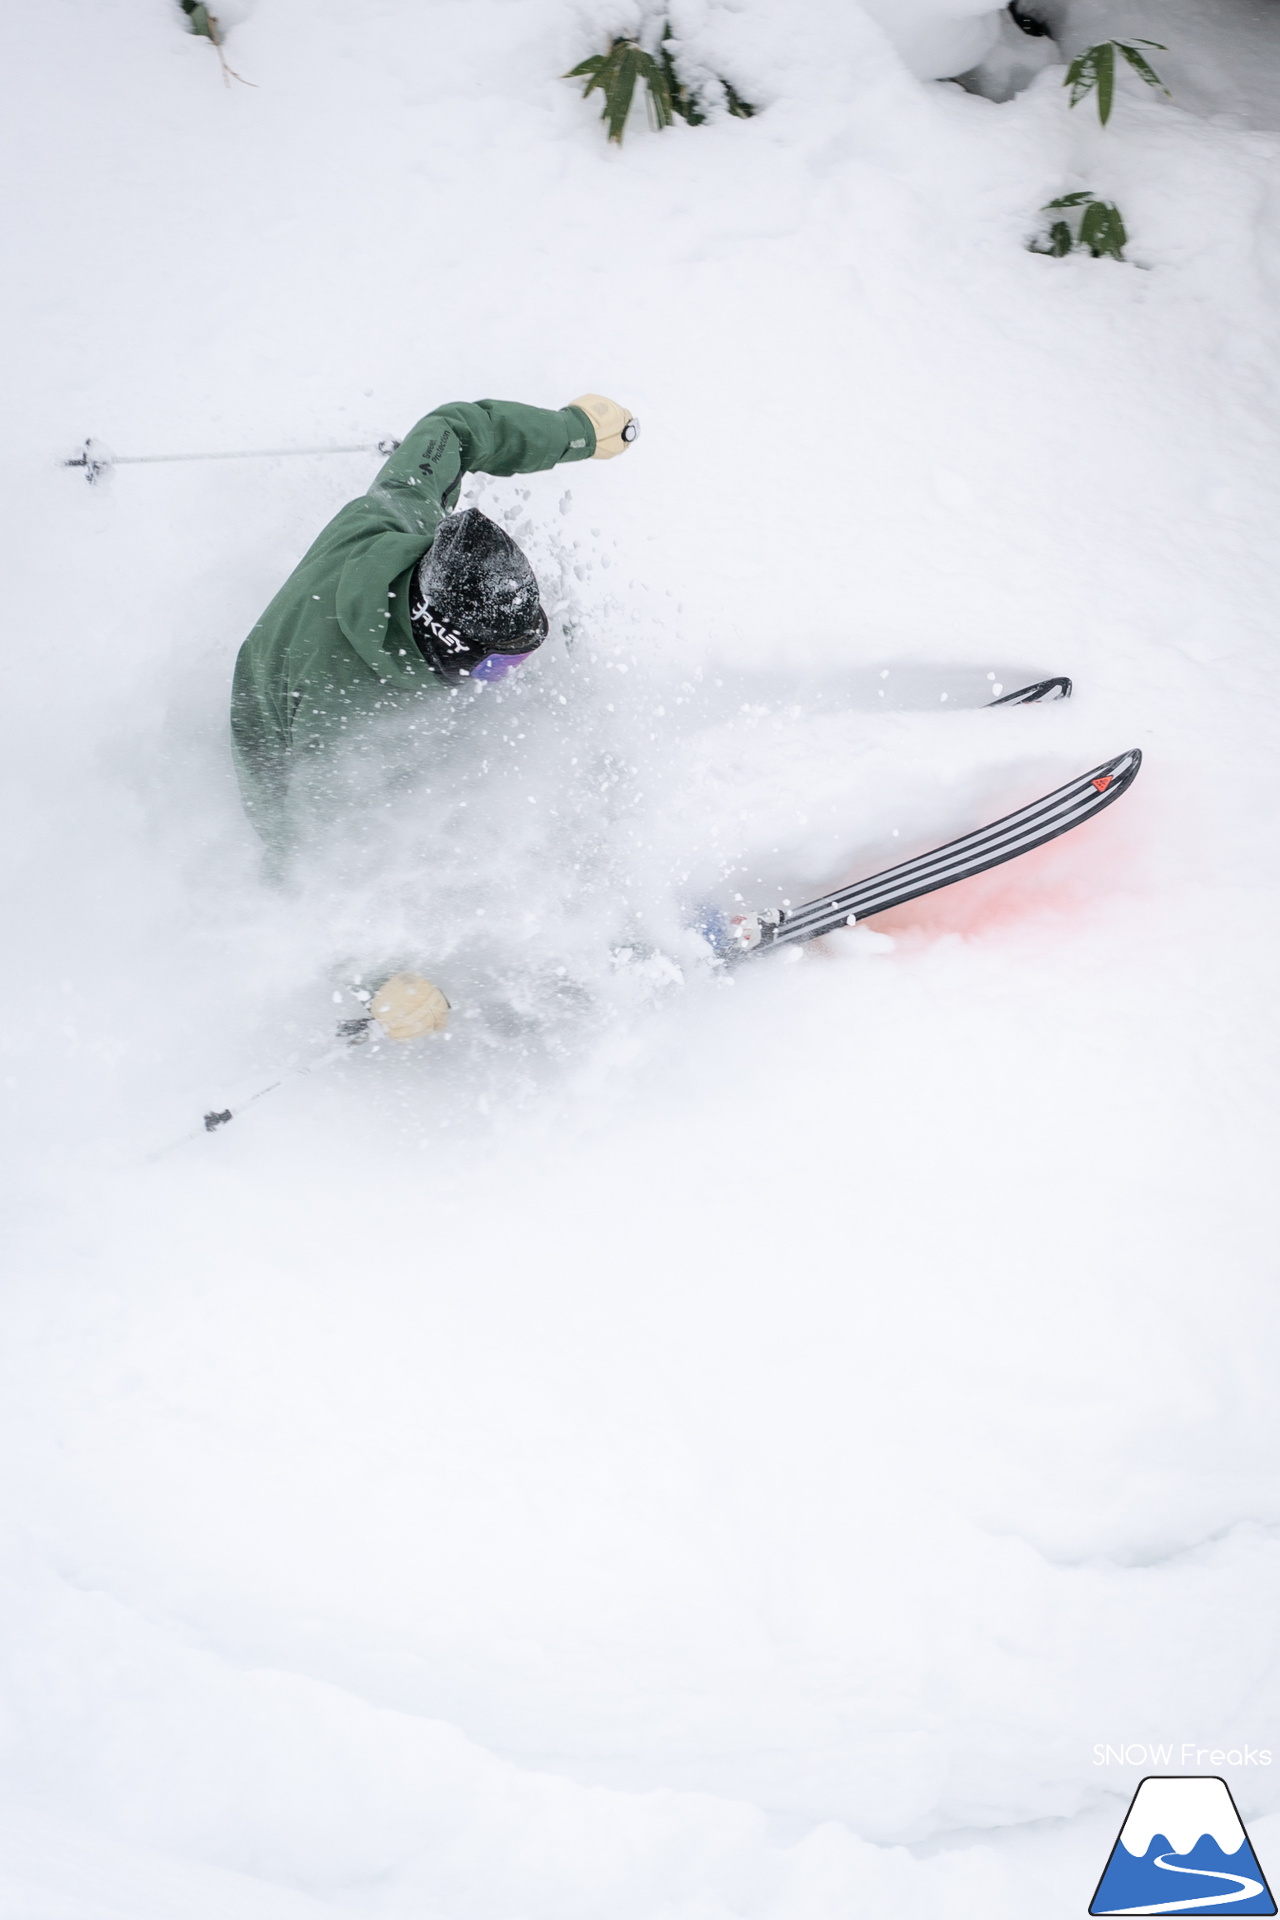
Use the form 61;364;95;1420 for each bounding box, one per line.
411;509;548;680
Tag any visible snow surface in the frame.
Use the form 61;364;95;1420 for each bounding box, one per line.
863;0;1003;79
4;0;1280;1914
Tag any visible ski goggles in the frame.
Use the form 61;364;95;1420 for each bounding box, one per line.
470;650;534;682
414;604;548;684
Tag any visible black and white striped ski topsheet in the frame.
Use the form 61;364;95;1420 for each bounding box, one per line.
726;748;1142;956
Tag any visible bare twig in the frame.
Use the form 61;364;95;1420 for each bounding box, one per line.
180;2;256;88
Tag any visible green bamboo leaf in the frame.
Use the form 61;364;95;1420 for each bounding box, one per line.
1028;219;1075;257
637;48;674;131
1044;190;1094;208
1064;48;1097;109
1117;41;1170;95
1105;203;1127;257
1080;198;1126;259
565;54;605;80
661;40;704;125
1078;200;1105;251
724;82;756;119
606;45;641;143
1095;40;1115;123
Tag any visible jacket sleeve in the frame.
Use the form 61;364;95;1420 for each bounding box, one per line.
230;639;291;852
365;400;596;534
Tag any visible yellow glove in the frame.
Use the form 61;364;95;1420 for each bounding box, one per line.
567;393;639;460
370;973;451;1041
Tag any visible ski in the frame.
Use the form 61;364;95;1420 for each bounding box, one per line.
711;747;1141;957
988;675;1071;705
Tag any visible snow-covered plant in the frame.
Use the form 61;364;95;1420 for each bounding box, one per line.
659;38;755;126
1031;191;1127;261
1065;39;1168;125
565;25;754;144
566;37;673;143
177;0;253;87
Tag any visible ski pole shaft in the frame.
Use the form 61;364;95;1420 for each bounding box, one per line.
64;436;401;483
149;1026;371;1161
201;1030;371;1132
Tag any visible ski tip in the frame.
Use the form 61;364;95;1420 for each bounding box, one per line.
988;675;1073;706
1085;747;1141;798
1094;746;1141;779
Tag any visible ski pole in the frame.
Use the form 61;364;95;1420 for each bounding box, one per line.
64;435;401;484
201;1018;377;1134
149;1019;373;1161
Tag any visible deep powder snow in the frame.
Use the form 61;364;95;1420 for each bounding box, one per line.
3;1;1280;1915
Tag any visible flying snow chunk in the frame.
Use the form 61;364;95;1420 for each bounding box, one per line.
1090;1777;1276;1915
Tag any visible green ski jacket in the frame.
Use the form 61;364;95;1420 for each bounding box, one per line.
230;398;596;848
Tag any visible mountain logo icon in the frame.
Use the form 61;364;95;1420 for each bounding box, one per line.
1090;1776;1276;1915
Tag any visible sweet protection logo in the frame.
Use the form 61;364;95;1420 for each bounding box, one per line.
1090;1777;1276;1915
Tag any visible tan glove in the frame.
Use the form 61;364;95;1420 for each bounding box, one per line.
370;972;451;1041
567;393;639;460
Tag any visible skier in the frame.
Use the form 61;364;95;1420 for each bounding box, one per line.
229;391;637;1040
